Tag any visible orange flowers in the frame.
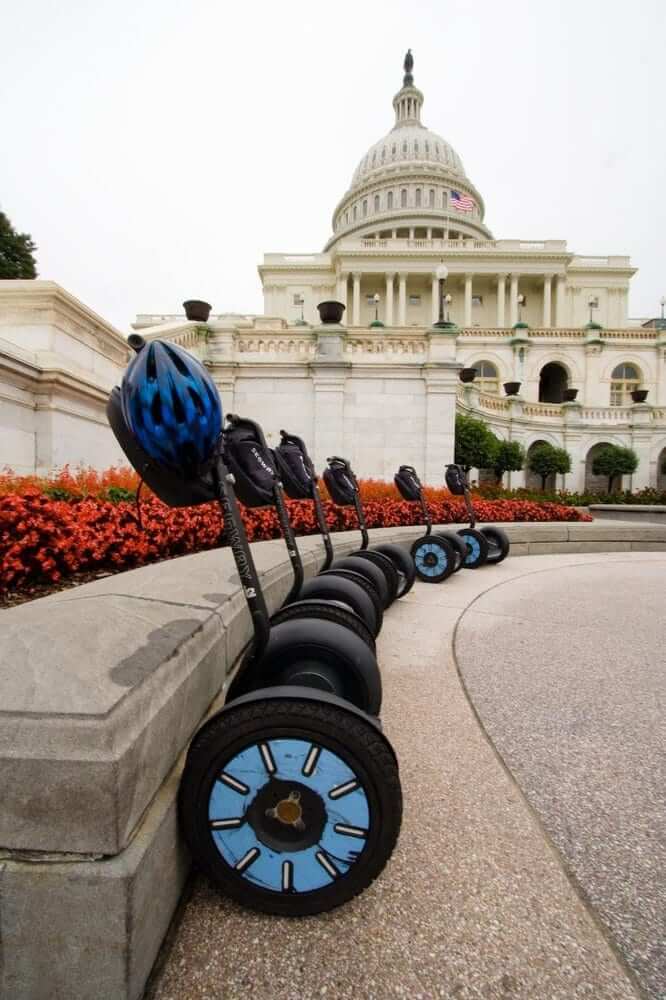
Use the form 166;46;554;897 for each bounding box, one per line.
0;472;590;597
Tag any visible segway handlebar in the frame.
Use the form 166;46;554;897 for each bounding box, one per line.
279;429;334;570
324;456;369;550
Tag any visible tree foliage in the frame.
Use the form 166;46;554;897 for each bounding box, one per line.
0;211;38;279
454;414;498;473
528;443;571;490
591;445;638;493
492;440;525;484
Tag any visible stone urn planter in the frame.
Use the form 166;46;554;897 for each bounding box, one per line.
317;300;345;324
504;381;521;396
631;389;649;403
563;388;579;402
459;367;477;383
183;299;212;322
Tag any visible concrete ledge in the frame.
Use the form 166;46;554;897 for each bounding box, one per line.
3;519;666;1000
589;504;666;523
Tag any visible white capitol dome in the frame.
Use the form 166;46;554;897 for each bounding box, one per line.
326;51;491;249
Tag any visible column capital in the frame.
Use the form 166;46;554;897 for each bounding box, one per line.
496;272;508;281
464;272;474;281
398;271;408;281
385;271;396;282
352;271;362;281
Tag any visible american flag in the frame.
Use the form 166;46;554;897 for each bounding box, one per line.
451;190;475;213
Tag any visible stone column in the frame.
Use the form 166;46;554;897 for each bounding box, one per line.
464;274;473;327
424;326;460;485
385;273;395;326
496;274;506;328
398;272;407;326
426;227;432;239
352;272;361;326
543;274;552;327
509;274;519;327
630;409;654;490
431;274;440;325
555;274;566;328
336;272;348;316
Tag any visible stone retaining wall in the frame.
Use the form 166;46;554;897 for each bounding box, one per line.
2;520;665;1000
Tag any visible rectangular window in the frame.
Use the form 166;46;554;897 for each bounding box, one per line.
409;295;421;306
472;295;483;307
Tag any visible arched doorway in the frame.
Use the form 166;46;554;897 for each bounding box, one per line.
525;440;556;491
539;363;568;403
585;442;614;493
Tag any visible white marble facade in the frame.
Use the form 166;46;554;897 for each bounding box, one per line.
1;54;665;490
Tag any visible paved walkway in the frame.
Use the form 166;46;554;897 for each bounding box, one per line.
456;557;666;1000
150;553;665;1000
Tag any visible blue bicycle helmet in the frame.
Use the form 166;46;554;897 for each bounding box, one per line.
120;336;222;474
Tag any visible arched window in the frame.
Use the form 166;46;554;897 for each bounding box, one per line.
374;194;380;213
381;146;386;161
392;143;396;156
402;141;408;154
353;205;357;221
362;199;368;217
442;190;448;209
344;211;348;225
429;189;435;208
387;190;393;209
401;188;407;208
474;361;500;394
610;363;640;406
414;141;419;155
415;188;422;207
539;362;568;403
425;141;430;155
371;151;376;166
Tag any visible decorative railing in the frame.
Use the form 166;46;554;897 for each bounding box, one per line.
522;402;562;418
345;337;427;355
237;337;315;356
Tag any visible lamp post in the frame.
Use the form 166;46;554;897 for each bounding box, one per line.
588;296;599;325
436;263;448;324
444;293;452;324
370;292;384;327
294;295;306;326
517;293;525;324
660;296;665;320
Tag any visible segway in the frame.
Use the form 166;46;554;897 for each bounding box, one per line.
107;336;401;915
221;414;376;651
393;465;462;583
324;456;415;607
444;464;510;567
273;429;385;638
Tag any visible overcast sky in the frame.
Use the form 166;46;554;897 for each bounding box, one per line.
2;0;664;330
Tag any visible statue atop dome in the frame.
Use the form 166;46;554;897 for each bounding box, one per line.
403;48;414;86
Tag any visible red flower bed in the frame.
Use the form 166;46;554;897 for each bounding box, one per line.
0;485;590;597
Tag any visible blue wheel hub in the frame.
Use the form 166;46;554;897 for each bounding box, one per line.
208;738;370;893
414;542;448;578
461;534;481;565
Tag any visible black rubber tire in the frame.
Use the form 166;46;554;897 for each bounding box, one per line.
480;526;511;565
318;570;384;636
304;573;382;637
373;543;416;598
410;534;457;583
434;530;467;572
179;691;402;916
456;528;490;569
230;618;382;715
272;600;375;652
331;556;390;610
350;550;399;606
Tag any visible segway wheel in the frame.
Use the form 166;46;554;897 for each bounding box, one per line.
480;525;510;565
271;600;376;652
331;556;390;610
228;618;382;715
179;688;402;916
410;535;456;583
434;531;467;572
373;543;416;598
299;574;381;638
457;528;489;569
350;549;399;606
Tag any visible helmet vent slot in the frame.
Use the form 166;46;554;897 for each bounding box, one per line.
164;345;190;375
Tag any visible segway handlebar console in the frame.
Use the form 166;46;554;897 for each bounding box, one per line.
324;456;369;549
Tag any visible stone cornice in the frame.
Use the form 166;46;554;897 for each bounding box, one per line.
0;281;129;366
